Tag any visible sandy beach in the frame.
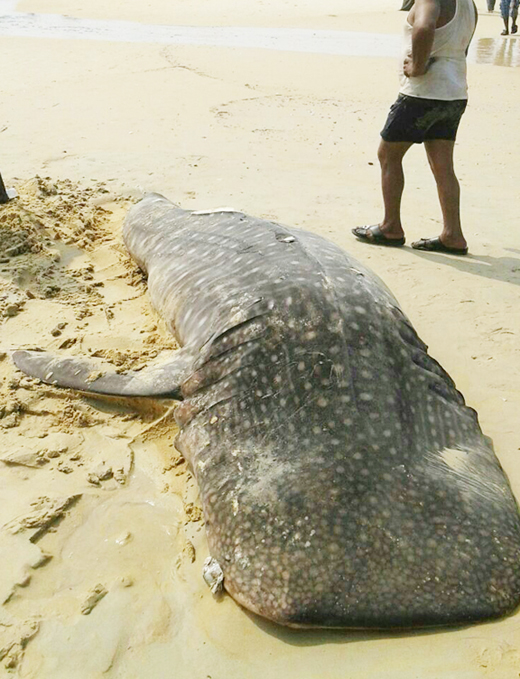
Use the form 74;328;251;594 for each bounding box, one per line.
1;0;520;676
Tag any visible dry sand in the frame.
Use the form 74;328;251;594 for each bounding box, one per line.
1;1;520;677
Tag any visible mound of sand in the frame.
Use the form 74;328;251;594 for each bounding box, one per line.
0;179;204;675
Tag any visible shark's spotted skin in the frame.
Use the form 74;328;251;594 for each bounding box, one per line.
14;194;520;628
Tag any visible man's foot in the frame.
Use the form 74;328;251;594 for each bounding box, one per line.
512;23;518;34
411;236;468;256
501;28;509;35
352;225;405;247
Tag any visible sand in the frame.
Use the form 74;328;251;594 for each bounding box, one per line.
0;1;520;677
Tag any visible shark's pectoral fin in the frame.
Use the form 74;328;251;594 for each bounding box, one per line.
12;349;193;399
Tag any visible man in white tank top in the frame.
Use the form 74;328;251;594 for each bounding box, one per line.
353;0;477;255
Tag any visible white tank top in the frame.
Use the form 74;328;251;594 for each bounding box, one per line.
399;0;477;101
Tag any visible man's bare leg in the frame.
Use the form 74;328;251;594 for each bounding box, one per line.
377;139;413;239
423;139;467;250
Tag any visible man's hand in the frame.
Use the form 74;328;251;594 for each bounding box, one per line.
403;55;436;77
403;55;423;77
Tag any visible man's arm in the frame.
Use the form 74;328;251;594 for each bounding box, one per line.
404;0;440;77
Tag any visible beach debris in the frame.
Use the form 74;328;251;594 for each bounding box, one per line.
5;495;82;543
0;615;39;670
113;466;128;485
203;557;224;595
0;172;15;204
46;445;68;459
175;541;197;571
115;531;132;546
87;462;113;486
50;322;67;337
0;449;48;468
0;288;25;319
81;584;108;615
184;503;203;522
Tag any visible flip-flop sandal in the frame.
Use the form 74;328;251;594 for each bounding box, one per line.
411;236;468;256
351;225;405;247
501;29;509;35
512;24;518;33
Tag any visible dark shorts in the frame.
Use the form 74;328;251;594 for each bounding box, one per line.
380;94;468;144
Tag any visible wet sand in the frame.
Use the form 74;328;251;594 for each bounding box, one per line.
1;1;520;677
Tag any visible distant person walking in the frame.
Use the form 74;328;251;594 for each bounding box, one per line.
500;0;519;33
487;0;496;11
353;0;478;256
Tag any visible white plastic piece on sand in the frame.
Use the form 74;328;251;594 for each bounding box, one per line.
202;556;224;594
6;188;17;199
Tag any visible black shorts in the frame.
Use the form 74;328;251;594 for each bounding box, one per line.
380;94;467;144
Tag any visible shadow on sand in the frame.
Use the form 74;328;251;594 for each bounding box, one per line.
245;608;479;647
405;247;520;286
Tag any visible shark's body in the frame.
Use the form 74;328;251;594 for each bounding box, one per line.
14;194;520;628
